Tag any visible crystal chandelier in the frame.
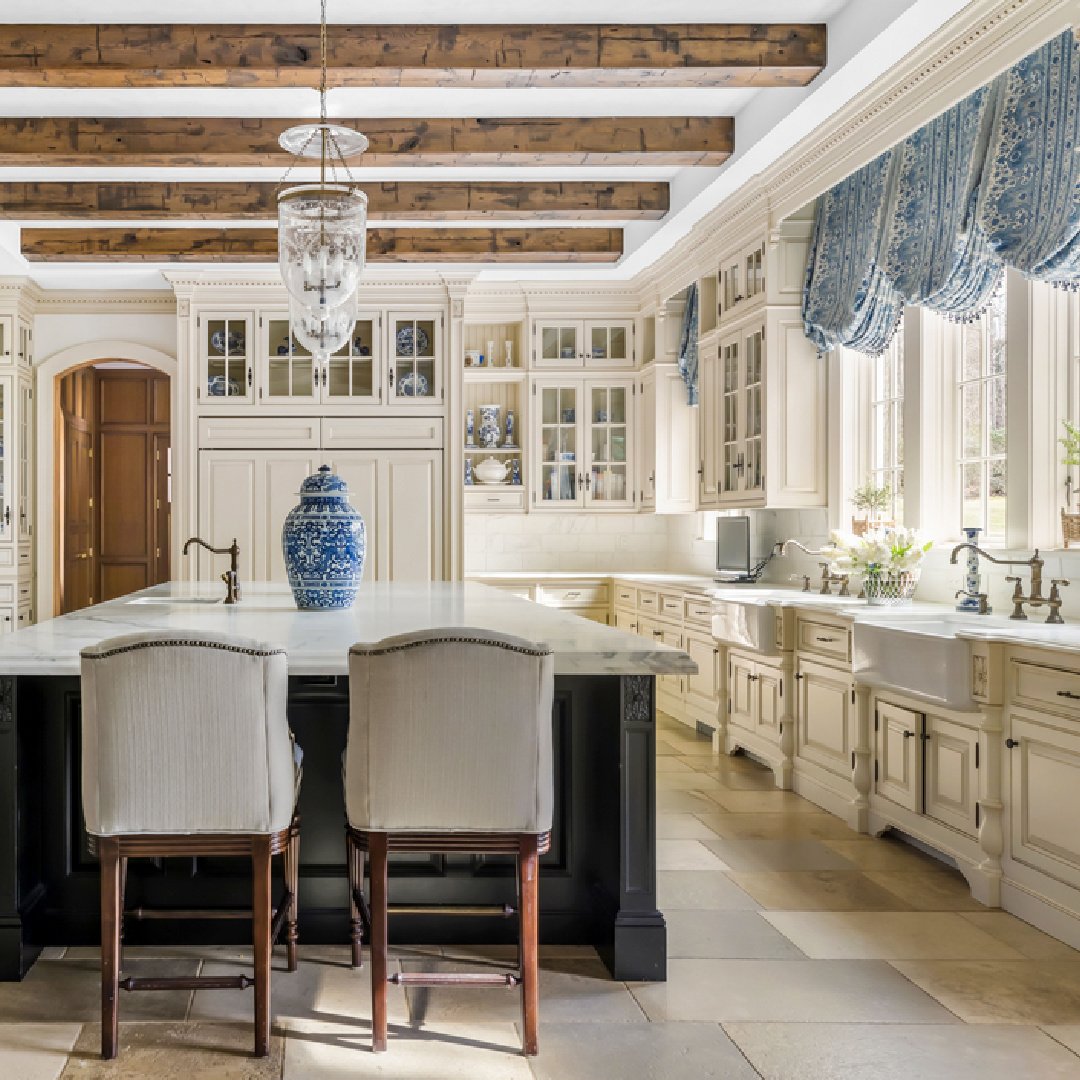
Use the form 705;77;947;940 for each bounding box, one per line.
277;0;368;359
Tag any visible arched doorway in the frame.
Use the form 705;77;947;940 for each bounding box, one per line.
35;341;176;622
57;361;171;613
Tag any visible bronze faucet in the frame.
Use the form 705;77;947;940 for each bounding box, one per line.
949;543;1067;622
183;536;241;605
782;540;850;596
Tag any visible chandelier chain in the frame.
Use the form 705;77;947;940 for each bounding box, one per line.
320;0;328;124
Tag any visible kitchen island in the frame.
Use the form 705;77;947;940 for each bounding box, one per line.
0;581;695;983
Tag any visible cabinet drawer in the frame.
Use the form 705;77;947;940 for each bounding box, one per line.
0;583;14;604
797;618;851;663
465;488;525;511
536;583;609;608
321;416;443;450
17;582;30;603
637;589;658;613
17;546;31;566
199;416;320;449
661;593;683;617
1012;661;1080;716
615;583;636;607
685;597;713;626
482;582;534;600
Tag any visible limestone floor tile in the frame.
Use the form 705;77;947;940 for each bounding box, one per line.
708;789;823;814
37;948;67;962
695;810;867;842
0;1022;82;1080
762;912;1026;960
689;766;780;791
1043;1026;1080;1056
655;756;698;774
188;946;409;1027
657;871;761;911
723;1022;1080;1080
655;771;727;794
629;959;957;1023
397;958;645;1025
63;946;254;963
0;959;197;1024
655;740;684;757
667;910;806;960
867;869;986;911
282;1018;532;1078
656;812;719;840
890;960;1080;1024
656;839;730;872
726;871;916;912
960;912;1080;960
700;836;859;873
822;836;954;873
61;1022;283;1079
435;945;600;967
656;788;723;815
529;1021;761;1080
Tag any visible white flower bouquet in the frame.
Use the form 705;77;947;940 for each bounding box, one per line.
821;526;933;605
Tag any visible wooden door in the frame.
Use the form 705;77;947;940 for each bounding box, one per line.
58;367;95;613
96;370;170;603
875;701;923;814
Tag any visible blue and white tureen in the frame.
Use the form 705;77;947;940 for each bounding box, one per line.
281;466;366;610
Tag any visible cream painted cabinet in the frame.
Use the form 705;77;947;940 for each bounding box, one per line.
1008;713;1080;887
875;701;923;814
796;657;853;778
729;652;757;734
640;362;696;513
727;649;784;746
684;631;720;720
0;317;12;364
615;608;638;634
388;311;442;408
199;312;255;408
924;714;979;836
199;448;442;585
532;319;634;369
18;380;32;547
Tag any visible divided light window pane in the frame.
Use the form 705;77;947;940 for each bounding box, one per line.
870;317;905;525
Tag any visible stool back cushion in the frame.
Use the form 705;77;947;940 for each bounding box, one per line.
80;631;294;836
345;629;554;833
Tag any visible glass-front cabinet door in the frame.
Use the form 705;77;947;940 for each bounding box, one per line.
536;383;581;506
0;378;9;538
536;322;582;368
326;315;379;404
742;324;765;497
583;321;634;369
0;317;12;364
585;380;633;507
389;313;439;405
720;334;741;499
18;380;30;542
262;314;316;405
201;312;254;407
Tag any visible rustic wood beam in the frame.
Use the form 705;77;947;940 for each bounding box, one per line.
21;227;624;263
0;117;730;167
0;180;669;221
0;24;826;88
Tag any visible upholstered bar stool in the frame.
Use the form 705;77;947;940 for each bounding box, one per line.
344;628;554;1056
80;630;302;1060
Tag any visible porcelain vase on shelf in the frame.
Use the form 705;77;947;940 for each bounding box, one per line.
511;458;521;486
504;340;513;366
281;465;366;611
466;409;475;446
464;458;474;486
505;409;516;447
479;405;500;448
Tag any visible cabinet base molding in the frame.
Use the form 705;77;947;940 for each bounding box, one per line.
1001;879;1080;953
725;730;791;790
791;765;859;828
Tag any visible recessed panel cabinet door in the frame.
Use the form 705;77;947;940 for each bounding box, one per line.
1009;714;1080;886
385;451;442;582
728;653;756;734
684;632;719;717
923;714;978;836
263;455;319;583
796;658;852;777
198;452;258;581
875;702;922;814
756;664;783;742
327;454;380;584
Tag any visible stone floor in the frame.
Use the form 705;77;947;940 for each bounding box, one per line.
9;714;1080;1077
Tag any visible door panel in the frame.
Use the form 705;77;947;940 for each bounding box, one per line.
59;368;94;612
198;453;258;581
875;701;922;814
729;653;756;734
757;665;783;742
684;632;718;716
328;454;380;582
263;456;318;583
924;714;978;836
796;659;852;777
385;451;442;582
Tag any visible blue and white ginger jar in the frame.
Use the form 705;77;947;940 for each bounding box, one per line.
282;466;366;610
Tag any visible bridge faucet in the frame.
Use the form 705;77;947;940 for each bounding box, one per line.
782;540;850;597
183;536;241;605
949;543;1056;622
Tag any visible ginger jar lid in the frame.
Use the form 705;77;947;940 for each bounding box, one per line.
299;465;350;496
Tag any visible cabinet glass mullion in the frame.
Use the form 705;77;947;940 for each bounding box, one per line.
721;340;740;493
540;385;577;503
588;384;628;502
393;317;437;400
266;317;314;402
743;328;763;492
327;318;376;402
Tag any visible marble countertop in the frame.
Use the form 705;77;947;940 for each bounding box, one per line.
0;581;697;678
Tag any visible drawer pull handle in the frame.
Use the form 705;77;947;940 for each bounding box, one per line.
794;673;804;681
1057;690;1080;700
815;636;838;643
1006;738;1020;748
565;591;580;598
652;630;662;637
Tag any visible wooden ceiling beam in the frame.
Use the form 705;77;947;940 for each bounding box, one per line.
0;24;826;88
20;227;624;263
0;180;669;221
0;117;731;167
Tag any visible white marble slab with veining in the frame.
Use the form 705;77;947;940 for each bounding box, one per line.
0;581;697;677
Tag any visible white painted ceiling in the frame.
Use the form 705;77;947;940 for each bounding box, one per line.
0;0;971;289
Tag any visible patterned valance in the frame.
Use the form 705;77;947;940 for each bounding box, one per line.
803;30;1080;355
678;282;700;406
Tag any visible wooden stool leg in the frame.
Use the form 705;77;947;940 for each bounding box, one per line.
369;832;389;1053
518;834;540;1057
100;836;121;1060
347;832;363;969
283;821;300;973
252;836;273;1058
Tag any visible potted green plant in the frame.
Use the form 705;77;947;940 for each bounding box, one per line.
1060;420;1080;547
850;478;892;537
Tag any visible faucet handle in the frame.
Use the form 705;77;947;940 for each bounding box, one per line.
1053;578;1071;588
790;574;811;592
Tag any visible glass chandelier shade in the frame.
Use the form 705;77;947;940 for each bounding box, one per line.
278;183;368;315
289;292;358;362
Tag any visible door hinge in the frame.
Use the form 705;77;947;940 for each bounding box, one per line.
875;710;879;732
155;499;160;510
975;743;980;769
532;383;536;396
197;316;201;328
155;449;159;461
975;803;980;828
156;548;160;559
88;448;93;459
851;688;855;705
88;497;93;508
851;751;855;770
633;490;636;503
779;679;783;698
259;315;262;327
875;760;879;782
727;699;731;714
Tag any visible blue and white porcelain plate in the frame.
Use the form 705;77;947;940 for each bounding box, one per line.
210;329;245;354
207;375;243;397
397;372;429;397
395;325;430;357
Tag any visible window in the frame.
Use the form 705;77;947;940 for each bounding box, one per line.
870;324;904;525
958;285;1007;539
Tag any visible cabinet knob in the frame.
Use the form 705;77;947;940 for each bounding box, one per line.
903;730;915;739
1006;738;1020;749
